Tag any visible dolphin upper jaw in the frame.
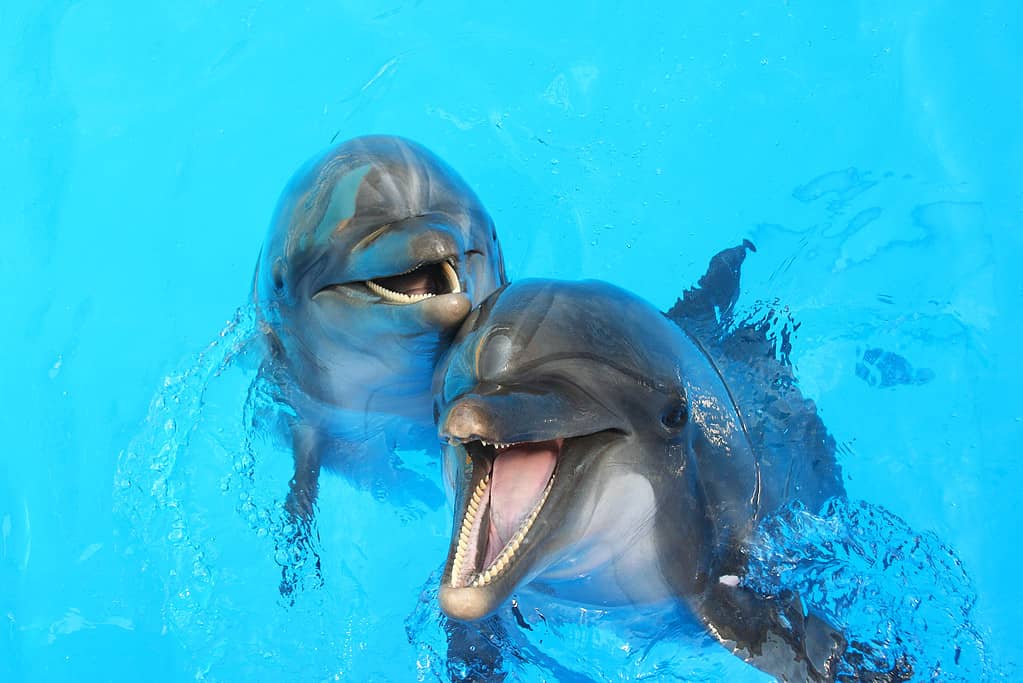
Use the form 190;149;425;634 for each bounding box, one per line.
328;213;468;292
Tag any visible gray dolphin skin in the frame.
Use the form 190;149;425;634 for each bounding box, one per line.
253;135;506;526
433;267;849;680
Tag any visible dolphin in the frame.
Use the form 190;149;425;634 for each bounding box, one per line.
253;135;506;530
432;260;849;680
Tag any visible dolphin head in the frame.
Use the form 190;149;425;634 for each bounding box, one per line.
434;279;750;622
256;135;506;418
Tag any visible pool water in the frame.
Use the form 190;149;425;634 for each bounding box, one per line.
2;1;1020;681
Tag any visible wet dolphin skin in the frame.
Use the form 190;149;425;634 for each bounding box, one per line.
433;278;847;682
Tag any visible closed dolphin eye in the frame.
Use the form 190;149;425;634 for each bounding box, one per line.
479;331;514;378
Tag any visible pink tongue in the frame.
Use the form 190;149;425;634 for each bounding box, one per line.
484;442;558;568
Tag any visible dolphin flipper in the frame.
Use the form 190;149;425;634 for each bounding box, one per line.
701;583;846;682
277;420;446;598
277;420;326;598
286;419;323;520
665;241;845;513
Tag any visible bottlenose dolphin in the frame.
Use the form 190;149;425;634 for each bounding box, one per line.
253;135;506;528
432;260;849;680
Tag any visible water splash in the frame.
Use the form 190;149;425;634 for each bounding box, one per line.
743;498;993;682
113;306;443;681
408;498;994;682
406;574;771;682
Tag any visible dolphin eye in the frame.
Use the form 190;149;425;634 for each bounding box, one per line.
660;397;688;430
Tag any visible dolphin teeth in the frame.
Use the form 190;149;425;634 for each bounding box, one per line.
468;470;556;589
366;278;436;303
442;259;461;294
485;441;521;451
450;473;491;588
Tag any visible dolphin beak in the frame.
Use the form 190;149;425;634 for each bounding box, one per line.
435;383;631;622
440;389;622;447
440;584;498;622
442;400;496;444
415;291;471;328
438;436;560;622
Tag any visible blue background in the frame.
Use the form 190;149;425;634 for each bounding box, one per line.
2;1;1020;680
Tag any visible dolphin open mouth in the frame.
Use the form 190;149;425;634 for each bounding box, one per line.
365;259;461;303
448;438;561;590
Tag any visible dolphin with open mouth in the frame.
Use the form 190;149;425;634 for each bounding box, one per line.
253;135;506;529
432;256;851;680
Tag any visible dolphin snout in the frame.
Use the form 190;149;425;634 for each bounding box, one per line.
417;292;471;328
439;585;498;622
441;400;494;443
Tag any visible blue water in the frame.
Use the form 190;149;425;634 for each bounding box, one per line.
2;1;1020;680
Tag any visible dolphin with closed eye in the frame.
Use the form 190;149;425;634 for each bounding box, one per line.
253;135;506;545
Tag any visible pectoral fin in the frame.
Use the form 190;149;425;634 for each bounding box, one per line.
701;583;846;682
279;420;325;600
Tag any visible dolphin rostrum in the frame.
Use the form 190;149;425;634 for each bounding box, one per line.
432;269;849;681
253;135;506;535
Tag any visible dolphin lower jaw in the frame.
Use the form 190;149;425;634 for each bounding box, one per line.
438;584;500;622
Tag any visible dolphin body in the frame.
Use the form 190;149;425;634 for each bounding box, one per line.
432;246;849;681
253;135;506;525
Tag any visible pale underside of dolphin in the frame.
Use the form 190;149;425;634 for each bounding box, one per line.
431;246;858;681
252;135;506;589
